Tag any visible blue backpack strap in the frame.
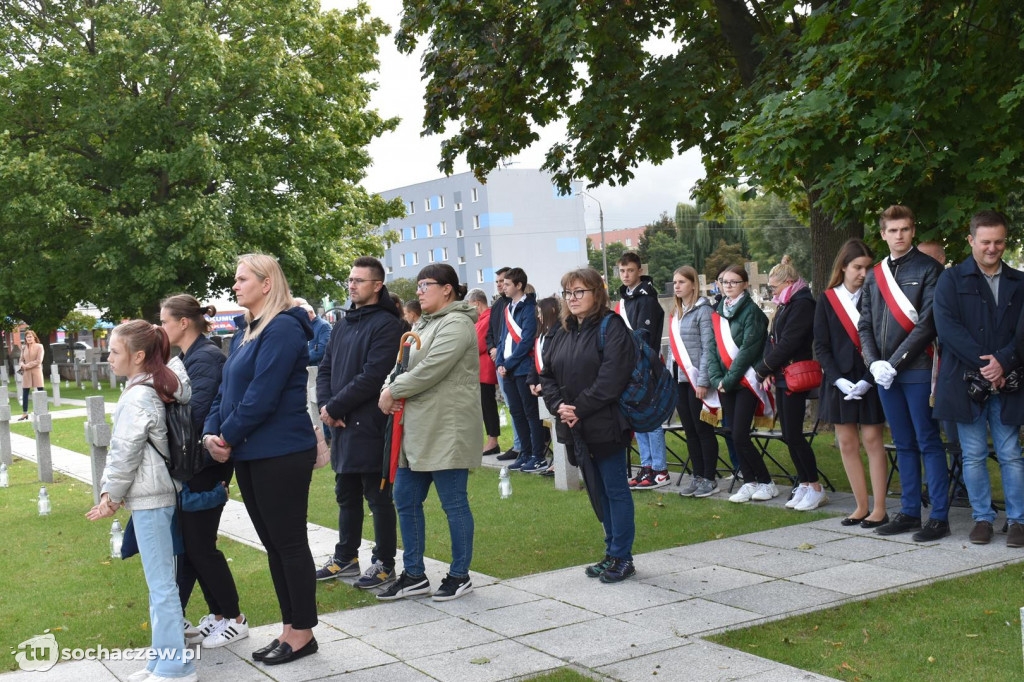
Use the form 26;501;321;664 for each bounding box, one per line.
598;313;612;353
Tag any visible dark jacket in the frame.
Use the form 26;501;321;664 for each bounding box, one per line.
486;294;510;353
813;289;872;385
707;293;769;393
203;307;317;461
619;275;665;348
754;287;815;381
858;247;942;372
181;335;230;491
540;310;633;458
497;293;537;377
316;288;403;473
308;315;333;366
933;257;1024;423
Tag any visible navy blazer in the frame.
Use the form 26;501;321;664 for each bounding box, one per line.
813;290;872;385
933;257;1024;424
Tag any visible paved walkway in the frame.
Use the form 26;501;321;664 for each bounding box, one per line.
4;423;1024;681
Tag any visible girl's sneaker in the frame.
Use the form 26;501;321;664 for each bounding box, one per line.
694;478;719;498
729;482;758;503
202;615;249;648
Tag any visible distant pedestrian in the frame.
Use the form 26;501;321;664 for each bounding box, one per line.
467;288;501;457
295;299;332;366
17;330;44;420
404;299;422;328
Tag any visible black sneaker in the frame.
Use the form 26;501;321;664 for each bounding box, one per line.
431;573;473;601
585;555;614;578
912;518;951;542
377;571;431;601
354;560;396;589
874;512;922;536
599;557;636;583
496;448;519;462
315;556;359;581
508;452;530;470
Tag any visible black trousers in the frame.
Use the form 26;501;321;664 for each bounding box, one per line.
334;472;397;568
676;382;719;480
720;389;771;484
480;383;501;438
234;449;317;629
775;385;818;483
503;374;546;459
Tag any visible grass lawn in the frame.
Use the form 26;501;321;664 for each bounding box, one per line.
709;563;1024;682
526;669;596;681
0;458;378;672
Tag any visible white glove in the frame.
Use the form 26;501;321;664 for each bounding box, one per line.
834;378;856;395
869;361;896;389
844;379;872;401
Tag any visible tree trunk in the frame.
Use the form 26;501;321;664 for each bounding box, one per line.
807;188;862;296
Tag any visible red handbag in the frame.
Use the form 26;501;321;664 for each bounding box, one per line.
783;360;822;395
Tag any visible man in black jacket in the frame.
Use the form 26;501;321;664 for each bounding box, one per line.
315;256;403;587
617;252;669;489
486;266;520;461
858;205;949;541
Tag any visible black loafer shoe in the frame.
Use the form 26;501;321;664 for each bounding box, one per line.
912;519;951;542
261;638;319;666
496;449;519;462
841;515;867;526
252;639;279;662
860;514;889;529
482;445;501;456
874;512;920;536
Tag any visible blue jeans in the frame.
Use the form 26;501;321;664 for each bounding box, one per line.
133;506;195;678
595;450;635;560
393;468;474;577
635;428;667;470
956;395;1024;525
503;374;546;460
498;374;522;452
877;380;950;520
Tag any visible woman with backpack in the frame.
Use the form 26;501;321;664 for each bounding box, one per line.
160;294;247;648
707;265;775;504
539;267;636;583
203;254;319;666
86;320;196;682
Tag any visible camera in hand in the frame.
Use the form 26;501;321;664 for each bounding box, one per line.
963;370;994;405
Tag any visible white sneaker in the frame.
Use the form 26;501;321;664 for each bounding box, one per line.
751;482;779;501
729;482;758;503
795;488;828;511
785;484;810;509
202;614;248;648
145;673;198;682
127;669;152;682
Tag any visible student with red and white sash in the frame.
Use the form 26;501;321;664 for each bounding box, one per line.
754;256;823;511
669;266;720;499
527;297;563;476
858;205;949;542
707;265;776;504
813;239;888;528
496;267;548;474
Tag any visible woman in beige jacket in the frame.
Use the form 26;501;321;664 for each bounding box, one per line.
378;263;481;603
18;330;44;420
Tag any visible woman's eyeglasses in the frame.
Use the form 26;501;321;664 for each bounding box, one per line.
719;280;744;288
561;289;593;300
416;281;442;293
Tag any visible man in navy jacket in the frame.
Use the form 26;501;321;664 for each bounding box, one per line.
933;210;1024;548
315;257;403;587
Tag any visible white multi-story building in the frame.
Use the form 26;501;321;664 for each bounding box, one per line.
379;169;587;299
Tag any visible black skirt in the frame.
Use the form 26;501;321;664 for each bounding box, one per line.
818;376;886;425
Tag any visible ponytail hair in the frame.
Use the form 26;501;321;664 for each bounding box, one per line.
112;320;179;402
160;293;215;334
768;255;799;285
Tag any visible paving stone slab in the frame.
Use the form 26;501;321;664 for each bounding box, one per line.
705;579;848;617
665;538;767;566
0;660;117;682
463;597;599;637
240;621;349;649
739;526;849;551
319;600;446;638
864;545;1006;578
805;535;916;561
594;638;768;682
709;546;847;579
792;562;924;596
407;638;564;682
315;662;435;682
924;534;1024;562
515;617;682;668
422;582;543;618
628;548;710;576
614;597;761;637
360;616;502;661
642;565;771;598
248;638;399;682
505;571;685;616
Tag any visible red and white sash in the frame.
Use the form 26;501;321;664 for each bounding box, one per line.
504;302;523;357
669;312;720;413
712;312;775;418
614;301;633;330
874;259;935;360
824;286;861;352
534;336;545;374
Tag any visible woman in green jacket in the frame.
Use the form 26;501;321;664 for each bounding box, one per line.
707;265;775;504
377;264;481;602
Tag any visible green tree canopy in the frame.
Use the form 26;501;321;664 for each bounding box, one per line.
0;0;404;334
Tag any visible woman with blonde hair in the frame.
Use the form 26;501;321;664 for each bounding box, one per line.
17;330;44;420
669;266;720;498
203;253;319;665
813;239;888;527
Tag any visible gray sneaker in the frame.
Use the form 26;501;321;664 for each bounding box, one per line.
694;478;719;498
679;476;701;497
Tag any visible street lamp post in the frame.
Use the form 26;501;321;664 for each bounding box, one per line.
581;192;608;286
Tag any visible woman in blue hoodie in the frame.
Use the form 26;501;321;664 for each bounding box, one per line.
203;254;318;666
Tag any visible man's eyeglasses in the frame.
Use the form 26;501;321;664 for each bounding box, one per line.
561;289;593;300
347;278;381;286
719;280;744;287
416;281;442;293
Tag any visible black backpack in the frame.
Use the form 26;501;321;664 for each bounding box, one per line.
146;390;204;482
597;315;677;432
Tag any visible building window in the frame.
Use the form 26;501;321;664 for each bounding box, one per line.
625;238;632;246
412;252;419;265
407;200;415;215
428;250;435;263
454;202;463;212
387;266;393;274
476;269;484;283
473;215;480;230
397;230;403;243
427;224;433;238
471;188;479;202
456;229;464;238
458;256;466;265
410;227;417;240
439;221;447;235
475;242;483;257
438;195;445;209
400;254;406;267
442;247;449;261
424;198;431;212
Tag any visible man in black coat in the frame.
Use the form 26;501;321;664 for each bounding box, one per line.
315;256;403;588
